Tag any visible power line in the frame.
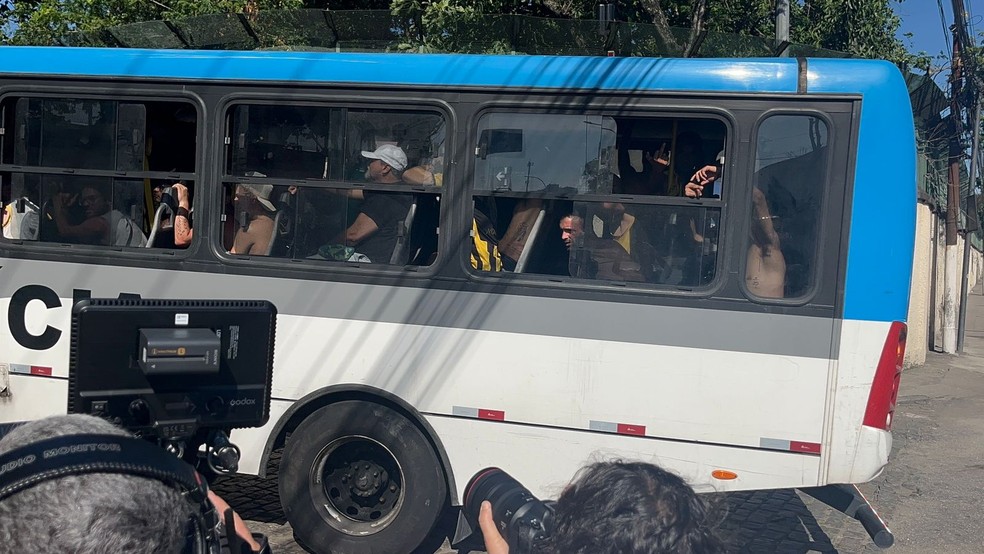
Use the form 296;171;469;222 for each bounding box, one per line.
966;0;978;45
939;0;953;58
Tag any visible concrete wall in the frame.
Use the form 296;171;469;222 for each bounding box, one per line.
905;203;934;366
905;202;984;367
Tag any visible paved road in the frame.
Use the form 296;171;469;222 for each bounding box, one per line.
217;288;984;554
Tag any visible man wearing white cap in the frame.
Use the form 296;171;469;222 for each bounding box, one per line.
335;144;413;263
231;179;277;255
362;144;408;182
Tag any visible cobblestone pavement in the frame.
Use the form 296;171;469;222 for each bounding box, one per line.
219;289;984;554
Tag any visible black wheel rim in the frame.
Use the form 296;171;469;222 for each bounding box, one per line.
311;435;404;536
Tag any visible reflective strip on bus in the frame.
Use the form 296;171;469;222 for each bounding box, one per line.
589;420;647;436
760;437;821;455
452;406;505;421
6;363;52;376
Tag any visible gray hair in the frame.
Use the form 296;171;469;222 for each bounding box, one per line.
0;414;195;553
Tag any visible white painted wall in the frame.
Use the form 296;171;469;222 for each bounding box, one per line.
906;202;983;367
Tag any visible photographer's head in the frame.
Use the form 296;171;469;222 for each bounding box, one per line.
543;461;723;554
478;460;724;554
0;414;201;553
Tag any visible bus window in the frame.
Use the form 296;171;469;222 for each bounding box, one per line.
223;104;444;265
748;115;829;300
0;96;198;248
471;111;726;285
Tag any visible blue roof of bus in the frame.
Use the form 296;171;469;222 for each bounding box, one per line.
0;46;902;96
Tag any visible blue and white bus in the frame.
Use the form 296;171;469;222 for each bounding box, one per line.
0;47;913;553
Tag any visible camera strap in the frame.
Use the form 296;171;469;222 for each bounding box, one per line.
223;508;243;553
0;433;208;503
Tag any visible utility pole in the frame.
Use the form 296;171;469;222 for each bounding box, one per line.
597;3;615;37
776;0;790;42
957;98;980;352
955;0;979;352
597;2;615;54
942;22;963;353
776;0;790;56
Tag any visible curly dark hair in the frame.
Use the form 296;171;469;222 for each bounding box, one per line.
536;460;725;554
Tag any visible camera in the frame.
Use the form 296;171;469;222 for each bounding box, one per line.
454;467;555;554
68;297;277;475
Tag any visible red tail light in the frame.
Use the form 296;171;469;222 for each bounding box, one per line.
863;321;907;430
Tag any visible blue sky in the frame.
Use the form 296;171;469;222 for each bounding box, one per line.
894;0;954;56
893;0;979;85
896;1;951;54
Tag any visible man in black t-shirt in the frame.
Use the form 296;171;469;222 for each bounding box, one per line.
355;190;413;263
336;144;413;263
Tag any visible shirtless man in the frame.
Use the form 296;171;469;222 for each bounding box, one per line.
50;184;145;247
231;183;276;255
50;185;113;245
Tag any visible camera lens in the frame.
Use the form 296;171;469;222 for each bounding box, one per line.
462;467;552;553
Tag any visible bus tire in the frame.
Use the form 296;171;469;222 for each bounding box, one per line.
279;400;447;554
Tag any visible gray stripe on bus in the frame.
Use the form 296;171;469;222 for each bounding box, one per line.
451;406;479;418
0;259;836;359
588;421;618;433
759;438;790;451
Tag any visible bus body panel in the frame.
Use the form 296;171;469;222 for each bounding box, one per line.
0;375;68;420
0;257;901;491
1;258;832;492
826;319;895;484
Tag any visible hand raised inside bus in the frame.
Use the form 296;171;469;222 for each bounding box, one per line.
644;143;670;171
684;164;720;198
53;191;78;210
691;164;718;184
172;182;193;247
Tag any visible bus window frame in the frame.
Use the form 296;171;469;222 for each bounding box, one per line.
739;108;839;306
462;102;735;298
0;86;204;257
213;94;453;274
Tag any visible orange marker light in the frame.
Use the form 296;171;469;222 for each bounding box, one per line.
711;470;738;480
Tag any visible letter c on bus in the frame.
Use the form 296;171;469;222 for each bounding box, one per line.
8;285;62;350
